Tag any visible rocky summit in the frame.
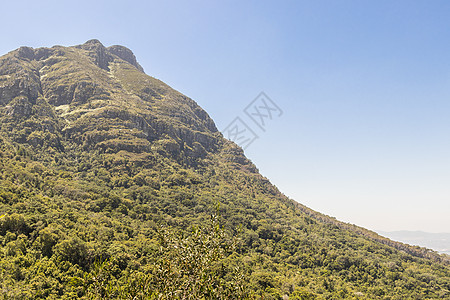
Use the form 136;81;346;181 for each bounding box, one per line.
0;40;449;299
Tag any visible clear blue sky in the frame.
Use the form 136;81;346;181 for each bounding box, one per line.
2;0;450;232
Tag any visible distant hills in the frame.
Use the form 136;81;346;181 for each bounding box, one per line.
378;231;450;255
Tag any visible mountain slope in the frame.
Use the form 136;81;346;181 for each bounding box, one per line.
0;40;449;299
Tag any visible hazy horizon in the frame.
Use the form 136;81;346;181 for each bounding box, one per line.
376;230;450;255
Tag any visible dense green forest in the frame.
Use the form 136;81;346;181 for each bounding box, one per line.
0;40;449;299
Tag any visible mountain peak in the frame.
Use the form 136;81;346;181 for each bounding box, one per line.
16;46;35;60
0;40;220;163
72;40;144;73
75;39;110;71
107;45;144;73
82;39;105;47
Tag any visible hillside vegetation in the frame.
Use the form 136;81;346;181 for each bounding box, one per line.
0;40;449;299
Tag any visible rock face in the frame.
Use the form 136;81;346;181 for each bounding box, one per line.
0;39;228;166
107;44;145;72
76;39;113;71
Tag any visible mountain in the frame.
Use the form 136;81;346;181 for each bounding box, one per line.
378;231;450;256
0;40;449;299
